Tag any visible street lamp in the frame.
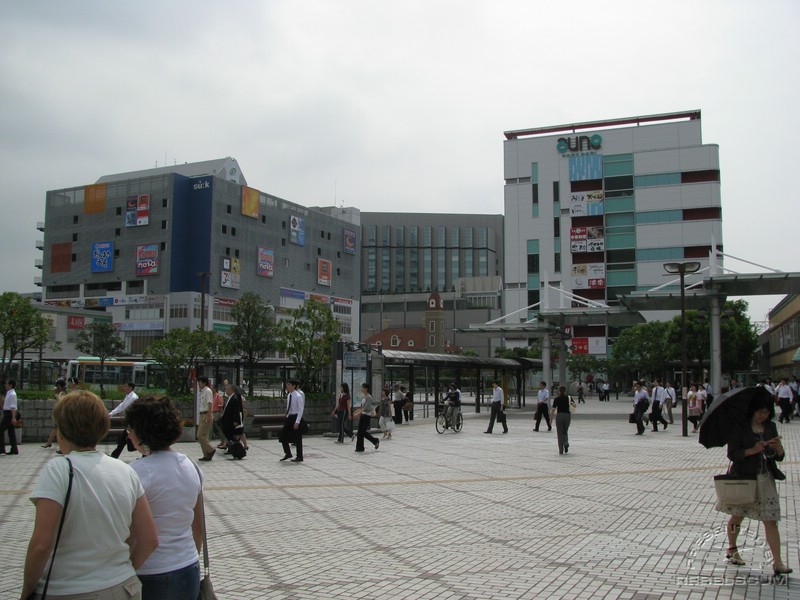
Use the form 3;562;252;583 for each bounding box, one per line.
196;272;211;331
663;261;701;437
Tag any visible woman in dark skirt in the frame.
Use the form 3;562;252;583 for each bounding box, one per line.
715;393;792;576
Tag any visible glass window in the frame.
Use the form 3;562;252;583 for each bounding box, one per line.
381;248;390;291
436;226;446;247
423;248;432;290
477;228;488;247
527;254;540;274
382;225;391;246
409;247;418;291
394;254;404;291
450;227;459;247
366;248;376;291
636;247;685;261
463;227;473;247
423;227;432;247
450;251;459;282
478;249;488;276
636;210;682;224
634;173;681;188
395;226;404;246
366;225;377;245
437;249;445;291
409;226;418;246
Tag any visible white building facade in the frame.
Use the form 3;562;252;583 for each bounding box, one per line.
503;110;722;355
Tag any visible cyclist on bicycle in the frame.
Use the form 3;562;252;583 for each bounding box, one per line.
444;383;461;427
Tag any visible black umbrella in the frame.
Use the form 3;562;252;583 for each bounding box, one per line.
698;385;774;448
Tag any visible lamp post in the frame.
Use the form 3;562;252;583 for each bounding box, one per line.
196;272;211;331
663;261;701;437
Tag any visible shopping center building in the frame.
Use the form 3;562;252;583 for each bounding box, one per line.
37;158;361;354
502;110;723;355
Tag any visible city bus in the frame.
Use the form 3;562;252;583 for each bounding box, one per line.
66;357;167;391
0;360;62;387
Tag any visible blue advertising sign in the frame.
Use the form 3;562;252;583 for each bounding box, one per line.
91;241;114;273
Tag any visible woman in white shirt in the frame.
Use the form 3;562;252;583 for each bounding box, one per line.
21;390;158;599
126;396;203;600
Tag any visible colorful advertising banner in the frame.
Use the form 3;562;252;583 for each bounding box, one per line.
135;244;159;275
569;191;605;216
570;227;587;253
571;337;606;355
570;227;605;253
241;186;259;219
318;258;332;286
67;316;85;330
126;194;150;227
257;246;274;278
289;216;305;246
91;241;114;273
343;228;357;255
220;256;241;289
570;263;606;290
586;226;605;252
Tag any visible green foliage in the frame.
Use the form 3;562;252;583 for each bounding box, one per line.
611;300;758;385
0;292;55;380
664;299;758;379
229;292;277;396
144;328;228;395
275;300;340;392
567;353;606;382
75;320;126;398
609;320;671;383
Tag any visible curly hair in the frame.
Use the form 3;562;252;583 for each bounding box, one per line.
125;396;183;451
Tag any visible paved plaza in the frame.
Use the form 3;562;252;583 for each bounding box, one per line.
0;399;798;599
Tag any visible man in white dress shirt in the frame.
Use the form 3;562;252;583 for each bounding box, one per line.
109;382;139;458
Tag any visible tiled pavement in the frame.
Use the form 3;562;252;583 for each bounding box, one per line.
0;399;798;600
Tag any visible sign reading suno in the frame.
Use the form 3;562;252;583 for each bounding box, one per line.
556;134;602;154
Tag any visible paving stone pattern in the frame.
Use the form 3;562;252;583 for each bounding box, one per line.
0;400;797;599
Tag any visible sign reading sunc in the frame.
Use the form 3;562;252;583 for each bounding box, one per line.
556;134;602;154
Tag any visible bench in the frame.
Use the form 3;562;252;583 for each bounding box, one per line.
252;414;285;439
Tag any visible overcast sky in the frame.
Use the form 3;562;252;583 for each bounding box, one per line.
1;0;797;327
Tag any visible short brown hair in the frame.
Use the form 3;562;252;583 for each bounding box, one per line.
52;390;110;448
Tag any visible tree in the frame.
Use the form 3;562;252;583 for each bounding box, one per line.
0;292;56;384
608;320;671;384
664;299;758;380
144;328;227;395
76;321;125;398
567;353;603;383
276;300;341;392
229;292;278;396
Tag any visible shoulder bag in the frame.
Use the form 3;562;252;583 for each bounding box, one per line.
29;457;74;600
193;463;219;600
714;463;757;505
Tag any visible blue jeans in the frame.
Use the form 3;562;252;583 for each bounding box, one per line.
138;561;200;600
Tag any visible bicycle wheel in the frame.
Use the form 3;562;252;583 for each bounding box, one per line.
454;412;463;432
436;414;446;434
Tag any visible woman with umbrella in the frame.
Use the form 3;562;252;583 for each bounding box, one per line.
702;388;792;575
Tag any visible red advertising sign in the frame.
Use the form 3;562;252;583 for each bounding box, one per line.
67;316;85;330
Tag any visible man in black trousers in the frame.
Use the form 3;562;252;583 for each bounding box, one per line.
279;379;305;463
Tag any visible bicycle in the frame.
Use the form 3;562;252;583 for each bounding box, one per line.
435;402;463;433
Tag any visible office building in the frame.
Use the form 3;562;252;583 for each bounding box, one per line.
360;213;504;356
